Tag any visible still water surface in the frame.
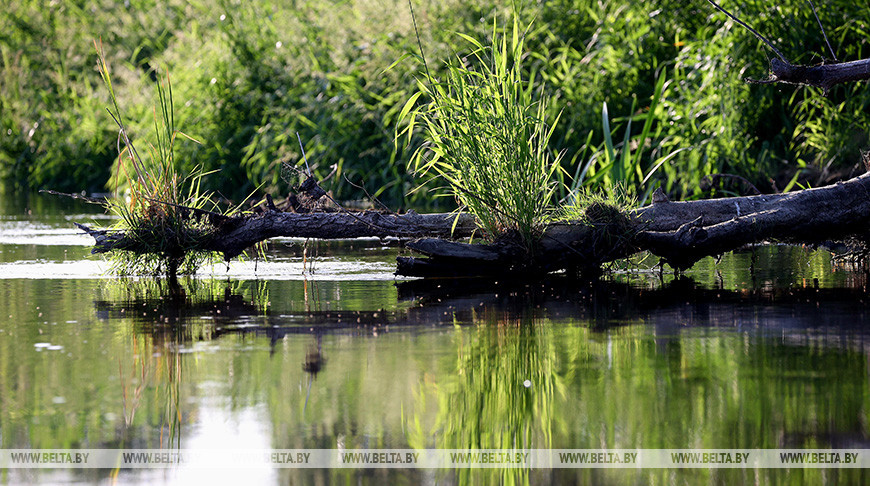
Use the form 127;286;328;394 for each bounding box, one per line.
1;193;868;484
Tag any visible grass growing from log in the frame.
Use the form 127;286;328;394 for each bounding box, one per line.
400;11;647;252
96;42;220;277
400;16;563;250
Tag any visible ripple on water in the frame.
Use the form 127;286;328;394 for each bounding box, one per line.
0;257;401;281
0;260;108;279
199;258;400;281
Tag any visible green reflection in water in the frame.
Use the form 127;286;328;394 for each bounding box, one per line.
552;323;870;484
403;289;870;484
2;219;870;484
409;310;562;485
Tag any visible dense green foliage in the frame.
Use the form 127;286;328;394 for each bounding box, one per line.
2;0;869;206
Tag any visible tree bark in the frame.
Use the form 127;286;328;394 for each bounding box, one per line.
631;172;870;268
397;172;870;276
76;210;477;260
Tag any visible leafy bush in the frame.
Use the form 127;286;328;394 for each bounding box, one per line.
3;0;870;205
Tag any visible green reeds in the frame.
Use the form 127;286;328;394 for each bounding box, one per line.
567;70;687;206
399;16;563;250
95;40;216;277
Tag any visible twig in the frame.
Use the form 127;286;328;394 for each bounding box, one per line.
704;0;787;62
706;0;870;90
39;189;107;205
289;135;415;235
807;0;837;61
343;175;394;213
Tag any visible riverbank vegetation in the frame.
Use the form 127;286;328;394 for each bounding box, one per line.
3;0;869;208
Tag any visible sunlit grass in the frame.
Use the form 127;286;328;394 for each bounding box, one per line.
400;16;563;250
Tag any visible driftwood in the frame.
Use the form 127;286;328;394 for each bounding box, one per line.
632;171;870;268
705;0;870;91
76;210;478;260
75;172;870;278
397;172;870;276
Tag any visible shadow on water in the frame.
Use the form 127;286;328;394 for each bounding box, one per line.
398;274;870;344
94;272;870;350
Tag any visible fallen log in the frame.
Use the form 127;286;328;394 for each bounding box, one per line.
397;172;870;276
74;173;870;278
76;210;478;260
632;172;870;269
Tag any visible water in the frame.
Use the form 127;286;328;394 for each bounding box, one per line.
1;192;869;484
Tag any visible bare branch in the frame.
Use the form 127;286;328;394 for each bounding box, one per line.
807;0;837;61
704;0;787;62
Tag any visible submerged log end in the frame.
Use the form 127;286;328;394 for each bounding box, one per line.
397;236;535;277
406;238;503;261
396;256;501;278
74;222;124;254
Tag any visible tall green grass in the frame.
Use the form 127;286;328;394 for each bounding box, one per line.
566;70;688;206
400;16;563;248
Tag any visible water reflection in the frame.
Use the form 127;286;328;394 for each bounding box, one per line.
70;274;868;484
3;194;870;485
399;275;870;343
117;334;184;450
405;310;561;485
398;275;870;484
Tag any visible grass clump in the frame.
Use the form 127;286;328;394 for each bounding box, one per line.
95;41;219;277
557;186;635;224
400;16;563;250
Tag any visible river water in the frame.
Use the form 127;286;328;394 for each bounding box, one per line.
0;192;868;484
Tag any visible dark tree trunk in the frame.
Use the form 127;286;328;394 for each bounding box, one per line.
75;173;870;278
396;173;870;276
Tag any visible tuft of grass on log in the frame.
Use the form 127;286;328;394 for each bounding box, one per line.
94;40;226;278
398;13;563;252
